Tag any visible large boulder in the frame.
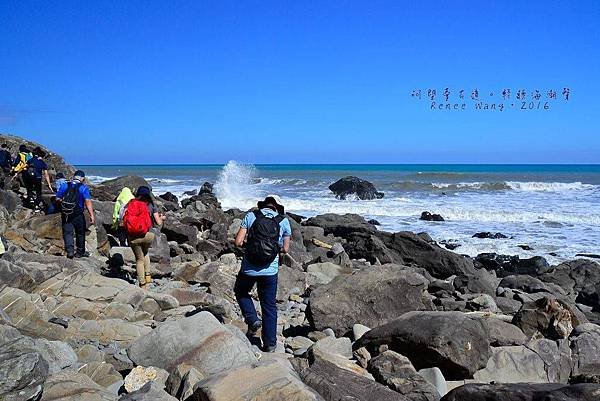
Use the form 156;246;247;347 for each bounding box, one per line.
570;323;600;377
473;339;572;383
357;311;491;380
193;356;323;401
308;265;434;336
474;253;550;277
298;357;410;401
441;382;600;401
538;259;600;310
303;213;377;238
344;232;398;265
512;297;586;339
368;350;441;401
376;231;476;279
40;371;118;401
328;176;384;200
128;311;257;375
0;325;49;401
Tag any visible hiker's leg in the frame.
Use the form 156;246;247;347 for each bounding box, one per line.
34;178;43;208
141;232;154;283
129;238;146;285
257;273;278;348
73;214;86;255
234;273;259;325
62;215;75;257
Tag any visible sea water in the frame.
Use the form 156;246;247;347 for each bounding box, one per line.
81;162;600;264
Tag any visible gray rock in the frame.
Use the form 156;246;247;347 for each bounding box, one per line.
121;381;177;401
312;336;353;359
308;264;434;336
442;382;600;401
369;351;440;401
128;311;257;375
480;316;527;346
357;311;491;380
353;324;371;341
306;262;350;287
570;323;600;376
418;368;447;398
40;371;118;401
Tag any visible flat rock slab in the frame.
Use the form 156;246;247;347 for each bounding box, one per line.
441;382;600;401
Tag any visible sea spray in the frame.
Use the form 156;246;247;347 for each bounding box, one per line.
215;161;262;210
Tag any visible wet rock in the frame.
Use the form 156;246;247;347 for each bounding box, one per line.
420;212;444;222
376;231;476;279
472;232;509;239
159;192;178;204
304;213;377;238
308;264;434;336
328;176;384;200
357;311;491;380
475;253;550;277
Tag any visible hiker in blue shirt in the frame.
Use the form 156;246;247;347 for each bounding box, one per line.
56;170;95;258
234;195;292;353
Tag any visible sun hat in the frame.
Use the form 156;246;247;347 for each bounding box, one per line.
135;186;154;203
257;194;285;214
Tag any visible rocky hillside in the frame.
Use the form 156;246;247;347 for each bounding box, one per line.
1;134;600;401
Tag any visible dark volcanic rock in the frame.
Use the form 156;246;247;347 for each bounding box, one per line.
298;357;409;401
512;297;586;339
376;231;476;279
475;253;550;277
420;212;444;222
344;232;398;265
328;176;384;200
308;265;434;337
304;213;377;238
472;232;509;239
357;311;491;380
570;323;600;377
441;382;600;401
159;192;179;204
538;259;600;310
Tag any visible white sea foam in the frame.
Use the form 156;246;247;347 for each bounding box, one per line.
215;161;262;210
505;181;595;192
87;175;118;183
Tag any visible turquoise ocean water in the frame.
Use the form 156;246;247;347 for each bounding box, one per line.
80;163;600;264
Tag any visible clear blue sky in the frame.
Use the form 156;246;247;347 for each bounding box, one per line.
1;1;598;164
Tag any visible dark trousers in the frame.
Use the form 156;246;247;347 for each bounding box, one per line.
234;272;278;348
62;213;86;256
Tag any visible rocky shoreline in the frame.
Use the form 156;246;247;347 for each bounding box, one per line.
1;134;600;401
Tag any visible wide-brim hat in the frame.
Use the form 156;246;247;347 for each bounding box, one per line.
257;194;284;214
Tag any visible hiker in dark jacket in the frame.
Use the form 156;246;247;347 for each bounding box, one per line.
25;147;53;210
233;195;291;353
56;170;95;258
0;144;12;189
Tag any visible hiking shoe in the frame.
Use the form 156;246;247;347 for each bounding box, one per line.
66;254;74;259
247;320;262;336
74;252;90;258
262;344;277;353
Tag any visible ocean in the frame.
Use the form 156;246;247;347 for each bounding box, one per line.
80;163;600;265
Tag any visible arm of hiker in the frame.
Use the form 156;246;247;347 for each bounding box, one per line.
153;211;165;226
234;227;247;247
85;199;95;225
44;170;52;190
281;236;291;253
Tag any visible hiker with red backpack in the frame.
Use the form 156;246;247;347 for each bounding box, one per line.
123;186;165;288
233;195;291;353
56;170;95;258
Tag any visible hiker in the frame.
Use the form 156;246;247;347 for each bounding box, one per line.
25;147;53;210
123;186;165;288
11;145;32;191
113;187;135;246
0;144;12;188
56;170;95;258
233;195;291;352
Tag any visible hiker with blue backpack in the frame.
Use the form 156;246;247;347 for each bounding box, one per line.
234;195;291;352
56;170;95;258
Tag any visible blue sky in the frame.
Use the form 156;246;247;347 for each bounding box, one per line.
0;1;599;164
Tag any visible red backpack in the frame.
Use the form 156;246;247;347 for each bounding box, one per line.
123;199;152;237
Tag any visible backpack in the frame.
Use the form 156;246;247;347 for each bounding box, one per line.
61;182;82;216
245;210;284;266
13;152;32;173
123;199;152;237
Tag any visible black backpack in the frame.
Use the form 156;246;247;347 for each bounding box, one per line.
245;210;284;266
61;182;82;216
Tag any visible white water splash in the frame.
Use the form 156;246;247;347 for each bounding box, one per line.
214;161;262;210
